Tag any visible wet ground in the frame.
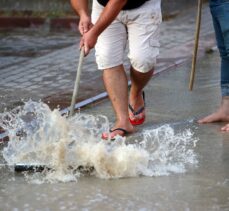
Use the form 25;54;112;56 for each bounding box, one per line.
1;3;228;209
0;50;229;210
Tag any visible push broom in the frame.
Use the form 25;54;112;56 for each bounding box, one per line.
69;47;85;116
189;0;203;91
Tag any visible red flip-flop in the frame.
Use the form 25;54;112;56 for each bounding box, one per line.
101;128;129;140
129;91;145;126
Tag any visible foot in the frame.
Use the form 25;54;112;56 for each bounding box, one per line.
198;97;229;131
102;121;135;140
221;123;229;132
198;97;229;123
129;91;145;125
198;111;229;123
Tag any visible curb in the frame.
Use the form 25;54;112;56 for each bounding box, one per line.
0;16;45;28
50;18;79;30
0;16;79;30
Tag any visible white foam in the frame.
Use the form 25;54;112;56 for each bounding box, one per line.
0;101;198;183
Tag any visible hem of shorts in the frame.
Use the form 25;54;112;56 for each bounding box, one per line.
97;62;124;70
221;84;229;97
131;63;156;73
222;92;229;97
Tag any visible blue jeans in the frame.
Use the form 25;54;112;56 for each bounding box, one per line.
209;0;229;96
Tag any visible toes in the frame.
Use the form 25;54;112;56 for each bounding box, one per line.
198;113;224;124
221;124;229;132
101;130;126;140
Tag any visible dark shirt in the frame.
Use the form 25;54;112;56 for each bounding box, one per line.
97;0;149;10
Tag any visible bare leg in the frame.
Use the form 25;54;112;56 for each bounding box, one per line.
129;67;154;121
198;96;229;131
103;65;134;137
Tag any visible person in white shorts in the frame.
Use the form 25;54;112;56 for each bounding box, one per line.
71;0;162;139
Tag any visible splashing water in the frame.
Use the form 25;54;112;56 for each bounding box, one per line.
0;101;198;183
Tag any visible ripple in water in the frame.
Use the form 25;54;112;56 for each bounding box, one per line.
0;101;198;183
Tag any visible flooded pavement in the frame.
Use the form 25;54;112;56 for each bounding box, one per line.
0;50;229;210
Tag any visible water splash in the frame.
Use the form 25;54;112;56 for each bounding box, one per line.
0;101;198;183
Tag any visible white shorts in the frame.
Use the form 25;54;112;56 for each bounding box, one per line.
91;0;162;73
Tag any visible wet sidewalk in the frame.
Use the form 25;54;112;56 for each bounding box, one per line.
0;45;228;210
0;3;215;112
1;3;229;210
82;48;229;211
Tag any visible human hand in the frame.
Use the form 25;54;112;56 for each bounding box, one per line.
78;14;93;35
80;29;98;56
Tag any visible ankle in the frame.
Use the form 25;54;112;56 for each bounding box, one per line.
222;96;229;105
222;96;229;102
116;117;130;124
220;96;229;115
129;90;144;105
115;119;133;128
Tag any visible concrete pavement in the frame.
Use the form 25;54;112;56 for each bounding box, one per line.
1;36;229;211
1;3;229;209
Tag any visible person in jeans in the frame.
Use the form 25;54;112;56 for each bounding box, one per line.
71;0;162;139
198;0;229;131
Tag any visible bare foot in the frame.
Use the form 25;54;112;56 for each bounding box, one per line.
198;97;229;131
197;111;229;123
102;120;135;140
221;123;229;132
110;122;135;137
